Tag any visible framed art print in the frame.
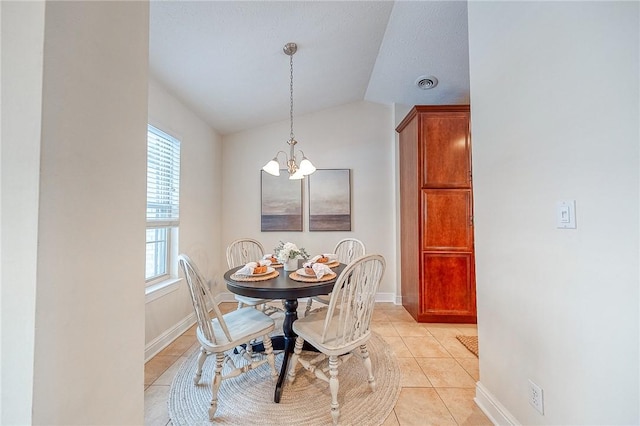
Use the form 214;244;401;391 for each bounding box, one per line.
261;170;303;231
308;169;351;231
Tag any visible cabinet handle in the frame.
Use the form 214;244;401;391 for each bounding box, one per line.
470;215;474;226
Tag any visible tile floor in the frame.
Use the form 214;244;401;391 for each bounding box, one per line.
144;302;491;425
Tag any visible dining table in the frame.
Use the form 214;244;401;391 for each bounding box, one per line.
224;259;345;403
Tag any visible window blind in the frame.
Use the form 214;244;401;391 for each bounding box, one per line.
147;125;180;227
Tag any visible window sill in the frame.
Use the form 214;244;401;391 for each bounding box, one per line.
145;277;183;304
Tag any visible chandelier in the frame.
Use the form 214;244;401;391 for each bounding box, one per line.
262;42;316;180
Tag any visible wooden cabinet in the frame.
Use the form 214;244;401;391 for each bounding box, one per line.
396;105;476;323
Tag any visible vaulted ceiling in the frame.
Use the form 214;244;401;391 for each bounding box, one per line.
149;1;470;135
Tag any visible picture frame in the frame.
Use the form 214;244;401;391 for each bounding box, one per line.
308;169;351;231
260;170;303;231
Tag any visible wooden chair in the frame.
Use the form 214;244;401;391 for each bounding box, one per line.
305;238;366;316
226;238;280;315
287;254;386;425
178;254;277;421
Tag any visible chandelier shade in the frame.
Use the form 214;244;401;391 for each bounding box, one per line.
262;157;281;176
262;42;316;179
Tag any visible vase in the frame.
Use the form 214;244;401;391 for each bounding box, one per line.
284;258;298;271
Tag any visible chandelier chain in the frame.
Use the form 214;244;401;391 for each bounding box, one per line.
262;42;315;179
289;53;295;140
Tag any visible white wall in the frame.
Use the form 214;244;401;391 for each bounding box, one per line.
26;1;149;424
1;1;45;423
222;101;398;299
145;77;223;353
468;2;639;425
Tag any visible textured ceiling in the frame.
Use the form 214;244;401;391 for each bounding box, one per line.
149;1;470;135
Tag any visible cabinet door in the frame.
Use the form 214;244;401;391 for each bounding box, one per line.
421;189;473;252
420;252;476;321
420;112;471;188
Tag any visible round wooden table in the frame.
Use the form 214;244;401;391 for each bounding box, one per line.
224;260;345;403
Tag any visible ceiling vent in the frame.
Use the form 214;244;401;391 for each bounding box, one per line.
415;75;438;90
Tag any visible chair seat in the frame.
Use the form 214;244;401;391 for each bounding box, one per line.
292;308;371;356
197;307;275;353
234;294;272;306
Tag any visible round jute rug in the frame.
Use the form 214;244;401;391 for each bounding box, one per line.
168;332;401;425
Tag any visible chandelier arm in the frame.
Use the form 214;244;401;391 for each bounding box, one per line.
274;150;289;164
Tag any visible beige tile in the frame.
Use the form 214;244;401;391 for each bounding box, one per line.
372;322;400;337
439;336;478;359
456;324;478;336
218;302;237;314
144;385;171;426
145;355;179;386
422;324;464;341
381;336;413;358
392;322;431;337
158;335;197;357
423;323;462;328
382;410;400;426
154;356;188;386
402;336;451;358
415;358;476;388
372;309;391;322
457;358;480;381
375;303;407;312
385;309;416;323
187;341;201;355
394;388;456;426
397;357;433;387
436;388;492;426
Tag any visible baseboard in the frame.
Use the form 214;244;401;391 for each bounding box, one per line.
475;381;520;426
144;312;196;362
144;294;229;362
375;292;398;303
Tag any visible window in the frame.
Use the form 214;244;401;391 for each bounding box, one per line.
146;125;180;283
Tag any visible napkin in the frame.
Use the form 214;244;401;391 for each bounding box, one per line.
323;253;338;262
302;261;333;279
310;254;338;264
236;260;271;276
263;254;280;263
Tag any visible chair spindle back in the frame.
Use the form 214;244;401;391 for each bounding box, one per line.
226;238;265;268
178;254;232;345
322;254;385;346
334;238;366;265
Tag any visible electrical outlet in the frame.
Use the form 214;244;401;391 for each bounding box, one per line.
528;379;544;414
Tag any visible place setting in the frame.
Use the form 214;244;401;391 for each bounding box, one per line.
230;259;279;281
289;254;339;283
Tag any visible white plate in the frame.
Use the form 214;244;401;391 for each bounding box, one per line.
295;268;317;278
251;267;275;277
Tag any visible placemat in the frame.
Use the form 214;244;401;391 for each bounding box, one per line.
231;270;280;282
289;271;337;283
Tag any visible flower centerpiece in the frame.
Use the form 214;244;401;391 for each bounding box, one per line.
274;241;309;271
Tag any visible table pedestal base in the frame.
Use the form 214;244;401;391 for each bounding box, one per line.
234;299;316;403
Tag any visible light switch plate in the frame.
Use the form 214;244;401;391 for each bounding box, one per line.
556;200;576;229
